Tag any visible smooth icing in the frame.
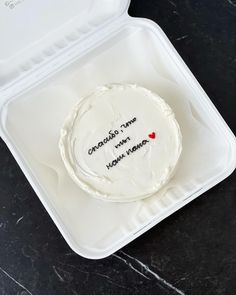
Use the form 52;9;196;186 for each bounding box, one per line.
59;84;182;202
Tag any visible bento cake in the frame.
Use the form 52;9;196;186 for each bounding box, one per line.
59;84;182;202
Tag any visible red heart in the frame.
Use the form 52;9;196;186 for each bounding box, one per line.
148;132;156;139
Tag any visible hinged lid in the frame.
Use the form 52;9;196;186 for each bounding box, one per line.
0;0;130;87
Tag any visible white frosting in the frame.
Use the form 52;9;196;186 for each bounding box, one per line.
59;84;182;202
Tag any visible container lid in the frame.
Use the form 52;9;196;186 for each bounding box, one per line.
0;0;130;87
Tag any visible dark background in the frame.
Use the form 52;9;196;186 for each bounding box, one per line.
0;0;235;294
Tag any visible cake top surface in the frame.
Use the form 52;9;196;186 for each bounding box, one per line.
59;84;182;202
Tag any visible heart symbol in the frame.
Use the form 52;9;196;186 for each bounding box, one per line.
148;132;156;139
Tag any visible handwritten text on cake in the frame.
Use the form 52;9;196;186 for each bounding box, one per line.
88;117;137;155
106;140;150;170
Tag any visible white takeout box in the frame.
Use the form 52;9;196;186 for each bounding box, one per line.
0;0;235;259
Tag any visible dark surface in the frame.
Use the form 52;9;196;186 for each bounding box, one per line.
0;0;236;294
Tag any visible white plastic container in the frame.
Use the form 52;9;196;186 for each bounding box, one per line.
0;0;235;259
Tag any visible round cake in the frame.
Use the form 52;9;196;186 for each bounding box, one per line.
59;84;182;202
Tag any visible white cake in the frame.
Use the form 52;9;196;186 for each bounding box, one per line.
59;84;182;202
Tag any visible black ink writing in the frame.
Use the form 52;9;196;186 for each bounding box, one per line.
88;117;137;156
88;129;119;155
115;137;131;149
106;154;126;170
120;117;137;129
126;140;149;156
106;139;150;170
